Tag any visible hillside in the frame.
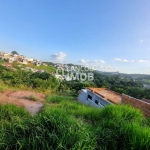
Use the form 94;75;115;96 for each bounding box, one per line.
0;62;150;149
1;95;150;149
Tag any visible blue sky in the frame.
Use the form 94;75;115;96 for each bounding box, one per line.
0;0;150;74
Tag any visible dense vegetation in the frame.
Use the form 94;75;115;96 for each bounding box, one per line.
59;71;150;99
0;65;59;93
0;60;150;99
1;96;150;150
0;62;150;149
93;72;150;99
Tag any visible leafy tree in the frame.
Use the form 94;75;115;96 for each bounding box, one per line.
11;51;19;55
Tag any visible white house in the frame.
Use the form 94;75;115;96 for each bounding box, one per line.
20;58;28;64
27;58;34;62
78;88;121;108
3;53;10;57
13;54;18;57
54;74;64;80
8;57;15;63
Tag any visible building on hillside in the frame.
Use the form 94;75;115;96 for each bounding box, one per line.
3;52;10;57
43;63;48;66
78;88;122;108
12;54;18;57
78;87;150;117
34;60;42;66
27;58;34;62
0;52;4;57
1;52;10;59
20;58;28;64
54;74;64;80
8;57;15;63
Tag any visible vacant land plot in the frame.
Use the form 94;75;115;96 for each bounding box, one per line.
0;90;45;115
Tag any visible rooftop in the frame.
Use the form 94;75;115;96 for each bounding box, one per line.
87;87;122;104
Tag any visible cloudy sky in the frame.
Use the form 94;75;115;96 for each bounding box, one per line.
0;0;150;74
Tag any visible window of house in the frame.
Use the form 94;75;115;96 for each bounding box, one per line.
87;94;92;100
95;100;99;105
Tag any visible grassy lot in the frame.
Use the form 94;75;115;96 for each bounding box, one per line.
14;63;56;73
1;95;150;150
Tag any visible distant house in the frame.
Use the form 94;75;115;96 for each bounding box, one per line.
8;57;15;63
20;58;28;64
54;74;64;80
34;60;42;66
27;58;34;62
3;52;10;57
0;52;4;57
42;63;48;66
13;54;18;57
17;55;25;59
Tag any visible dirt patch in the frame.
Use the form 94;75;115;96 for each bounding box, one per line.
7;90;45;101
0;90;45;115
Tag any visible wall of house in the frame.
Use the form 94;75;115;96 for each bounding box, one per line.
94;94;112;106
78;90;102;108
122;94;150;117
78;89;112;108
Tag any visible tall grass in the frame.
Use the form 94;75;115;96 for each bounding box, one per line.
0;104;96;150
1;96;150;149
45;95;150;150
0;80;12;92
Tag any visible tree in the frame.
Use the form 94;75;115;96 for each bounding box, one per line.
11;51;19;55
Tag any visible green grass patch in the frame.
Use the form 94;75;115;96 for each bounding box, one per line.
1;96;150;150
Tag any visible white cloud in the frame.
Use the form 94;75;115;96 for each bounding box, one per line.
140;40;144;43
79;59;90;63
137;60;150;63
94;60;105;63
103;65;117;69
94;65;117;70
114;58;129;62
79;59;105;64
114;58;150;63
50;52;67;63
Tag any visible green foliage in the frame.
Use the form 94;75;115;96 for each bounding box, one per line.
0;104;95;150
44;96;150;150
59;80;96;94
21;63;56;73
93;71;150;99
0;65;60;92
46;95;74;103
11;50;19;55
1;97;150;149
0;59;4;65
94;106;149;150
56;71;150;99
